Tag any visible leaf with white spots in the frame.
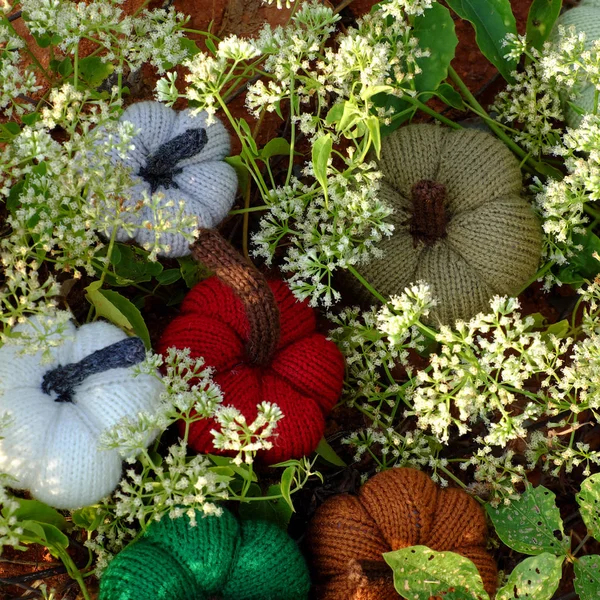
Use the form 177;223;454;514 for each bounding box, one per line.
576;474;600;543
495;554;564;600
574;554;600;599
486;486;569;555
383;545;489;600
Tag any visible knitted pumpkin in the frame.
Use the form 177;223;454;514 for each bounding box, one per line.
0;318;163;509
358;124;542;325
307;467;497;599
99;507;311;600
551;0;600;126
157;230;345;464
103;101;238;257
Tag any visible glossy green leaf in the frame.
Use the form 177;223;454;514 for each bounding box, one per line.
445;0;518;82
177;255;209;288
155;268;182;286
312;134;333;204
556;231;600;286
383;546;489;600
315;437;347;467
72;506;104;532
11;499;66;531
544;319;569;339
486;486;569;555
239;483;293;529
435;83;466;110
496;554;564;600
574;554;600;598
50;57;73;77
208;455;258;482
526;0;562;53
576;473;600;542
0;121;21;142
77;56;114;88
20;521;69;552
85;281;151;348
279;465;296;512
259;137;292;161
365;115;382;159
412;3;458;95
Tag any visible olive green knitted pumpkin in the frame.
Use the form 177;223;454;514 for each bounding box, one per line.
551;0;600;127
99;508;310;600
359;124;542;325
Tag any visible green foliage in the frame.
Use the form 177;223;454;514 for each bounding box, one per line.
383;546;489;600
315;437;347;467
576;473;600;542
555;231;600;286
445;0;518;82
526;0;563;53
495;554;564;600
486;485;569;556
574;554;600;599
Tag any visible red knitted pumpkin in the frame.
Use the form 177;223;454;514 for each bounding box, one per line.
158;230;345;463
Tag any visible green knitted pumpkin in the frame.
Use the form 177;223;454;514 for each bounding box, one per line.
551;0;600;127
99;508;310;600
359;124;542;325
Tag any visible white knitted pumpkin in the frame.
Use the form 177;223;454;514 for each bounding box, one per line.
104;101;238;258
0;318;163;509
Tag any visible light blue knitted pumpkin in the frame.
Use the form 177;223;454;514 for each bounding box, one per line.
103;101;238;257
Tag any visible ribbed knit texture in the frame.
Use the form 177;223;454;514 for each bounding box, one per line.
0;318;163;509
99;508;311;600
158;275;346;463
359;124;542;325
552;1;600;126
101;101;238;257
307;468;497;599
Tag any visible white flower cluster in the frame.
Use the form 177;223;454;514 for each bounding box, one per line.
211;402;283;465
20;0;188;73
0;21;42;117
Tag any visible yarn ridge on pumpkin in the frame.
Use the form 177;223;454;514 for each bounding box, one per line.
307;467;498;599
99;507;311;600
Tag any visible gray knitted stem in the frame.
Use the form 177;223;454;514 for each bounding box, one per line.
41;337;146;403
139;128;208;193
410;179;448;246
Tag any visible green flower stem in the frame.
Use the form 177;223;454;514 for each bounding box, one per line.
514;260;555;296
402;94;461;130
229;205;270;215
573;533;590;557
73;46;79;92
448;66;560;180
347;265;388;304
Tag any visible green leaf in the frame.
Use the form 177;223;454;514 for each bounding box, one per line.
77;56;114;88
486;485;569;555
113;244;163;282
556;231;600;287
259;137;292;161
19;521;69;552
50;57;73;77
179;37;202;59
434;82;466;110
496;554;564;600
72;506;104;532
365;115;382;159
383;546;489;600
325;102;345;127
11;499;67;531
0;121;21;142
445;0;518;82
85;281;151;348
177;255;208;288
21;112;41;126
315;437;347;467
544;319;569;339
576;473;600;542
312;134;332;204
574;554;600;599
238;118;258;155
208;455;258;482
238;483;293;529
279;465;296;512
155;268;182;286
412;3;459;96
526;0;562;53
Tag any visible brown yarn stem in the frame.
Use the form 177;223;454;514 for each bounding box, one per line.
410;179;448;246
190;229;280;366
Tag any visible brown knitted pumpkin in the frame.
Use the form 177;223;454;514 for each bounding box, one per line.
307;468;497;599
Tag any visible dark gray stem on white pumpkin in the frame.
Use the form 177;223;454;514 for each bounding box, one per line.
41;337;146;403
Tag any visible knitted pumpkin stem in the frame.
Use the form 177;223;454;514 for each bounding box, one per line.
410;179;448;246
190;229;280;366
